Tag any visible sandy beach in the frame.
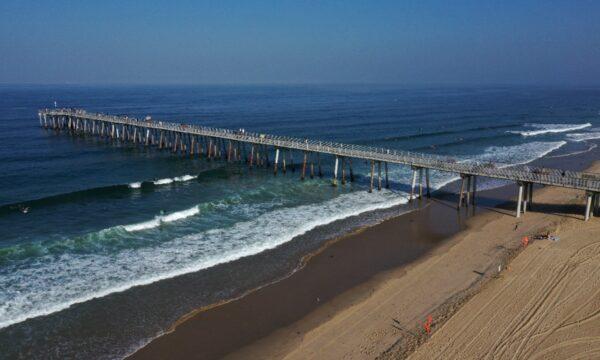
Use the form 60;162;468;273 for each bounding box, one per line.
130;158;599;360
408;165;600;359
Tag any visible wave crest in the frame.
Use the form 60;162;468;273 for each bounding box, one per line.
508;123;591;136
153;174;198;185
122;206;200;232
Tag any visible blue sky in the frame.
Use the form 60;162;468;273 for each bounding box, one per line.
1;0;599;85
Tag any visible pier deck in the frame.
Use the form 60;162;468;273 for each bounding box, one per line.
39;108;600;220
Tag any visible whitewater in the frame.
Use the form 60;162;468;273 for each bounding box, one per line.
508;123;591;136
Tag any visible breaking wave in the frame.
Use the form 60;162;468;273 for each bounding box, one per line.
123;206;200;232
152;175;198;185
508;123;591;137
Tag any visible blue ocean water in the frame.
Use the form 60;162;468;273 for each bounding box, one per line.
1;85;599;358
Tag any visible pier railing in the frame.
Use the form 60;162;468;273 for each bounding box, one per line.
40;108;600;192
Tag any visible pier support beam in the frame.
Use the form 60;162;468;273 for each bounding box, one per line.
458;174;466;209
465;175;471;207
318;153;323;178
282;150;287;174
523;182;529;214
310;153;315;179
273;148;280;175
301;152;307;180
410;167;418;202
385;162;389;189
425;168;431;198
172;133;178;152
332;156;339;186
471;175;477;205
516;182;524;218
341;157;346;185
377;161;382;191
585;191;593;221
528;182;533;210
369;160;375;193
264;145;269;167
418;167;424;199
349;159;354;182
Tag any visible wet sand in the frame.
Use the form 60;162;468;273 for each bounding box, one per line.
130;153;599;359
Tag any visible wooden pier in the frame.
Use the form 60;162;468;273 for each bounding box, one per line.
39;108;600;220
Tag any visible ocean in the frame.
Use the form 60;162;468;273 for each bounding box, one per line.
1;85;599;359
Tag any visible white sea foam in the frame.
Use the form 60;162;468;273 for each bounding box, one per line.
0;190;407;329
153;178;174;185
128;182;142;189
123;206;200;232
468;141;567;166
174;174;197;182
566;132;600;142
508;123;591;137
152;174;197;185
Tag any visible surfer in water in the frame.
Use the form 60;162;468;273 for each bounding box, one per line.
18;205;30;214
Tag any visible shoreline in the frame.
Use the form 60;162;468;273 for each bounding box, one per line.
129;194;467;360
129;144;599;360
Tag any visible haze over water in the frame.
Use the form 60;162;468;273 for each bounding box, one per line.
0;85;599;358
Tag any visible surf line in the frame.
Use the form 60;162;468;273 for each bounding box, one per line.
128;174;199;188
508;123;592;137
123;205;200;232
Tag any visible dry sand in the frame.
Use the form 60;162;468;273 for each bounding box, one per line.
409;174;600;359
227;165;599;360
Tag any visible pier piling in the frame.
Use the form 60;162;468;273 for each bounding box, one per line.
274;148;280;175
426;168;431;198
377;161;382;191
301;152;307;180
410;168;418;202
385;162;389;189
369;160;375;193
516;182;524;218
332;156;339;186
419;167;424;199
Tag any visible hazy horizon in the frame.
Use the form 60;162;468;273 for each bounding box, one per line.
2;1;600;86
